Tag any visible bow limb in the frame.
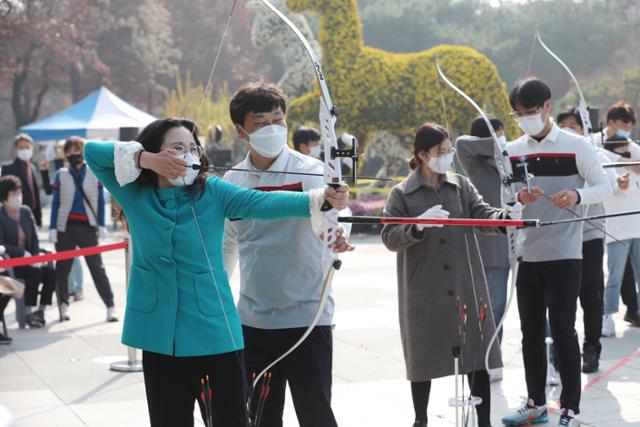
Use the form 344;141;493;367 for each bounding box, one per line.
251;0;342;392
535;33;593;138
435;61;521;374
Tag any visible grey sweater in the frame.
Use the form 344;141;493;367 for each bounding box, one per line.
455;135;509;268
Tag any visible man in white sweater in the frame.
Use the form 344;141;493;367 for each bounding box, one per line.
501;78;611;427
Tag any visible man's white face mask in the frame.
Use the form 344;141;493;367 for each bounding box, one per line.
168;152;201;187
309;144;322;158
247;125;288;159
518;112;545;136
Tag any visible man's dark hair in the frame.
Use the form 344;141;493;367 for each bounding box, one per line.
606;102;636;125
509;77;551;110
229;81;288;126
469;116;503;138
63;136;85;154
292;126;321;151
0;175;22;202
556;107;583;129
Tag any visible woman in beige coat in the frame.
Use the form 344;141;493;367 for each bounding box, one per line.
382;124;518;427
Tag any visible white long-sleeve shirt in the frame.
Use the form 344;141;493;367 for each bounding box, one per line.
507;124;612;261
601;141;640;243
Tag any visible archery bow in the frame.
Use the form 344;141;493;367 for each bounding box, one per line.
534;33;596;139
435;60;522;375
248;0;346;396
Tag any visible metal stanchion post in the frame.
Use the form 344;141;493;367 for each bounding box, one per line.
110;237;142;372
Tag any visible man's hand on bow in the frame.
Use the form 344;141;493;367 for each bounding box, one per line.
617;173;630;190
506;202;523;220
324;184;349;211
550;189;579;210
329;226;355;253
517;186;544;205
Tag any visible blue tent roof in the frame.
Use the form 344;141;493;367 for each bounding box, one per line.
20;87;156;142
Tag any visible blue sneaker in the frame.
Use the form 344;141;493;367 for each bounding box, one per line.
502;399;549;426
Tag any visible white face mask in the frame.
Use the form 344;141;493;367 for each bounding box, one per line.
247;125;288;158
616;129;632;139
6;194;22;210
168;153;201;187
17;148;33;162
518;112;545;136
496;135;507;148
309;144;322;158
427;152;454;174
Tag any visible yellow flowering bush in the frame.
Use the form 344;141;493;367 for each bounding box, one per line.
164;70;236;146
286;0;517;145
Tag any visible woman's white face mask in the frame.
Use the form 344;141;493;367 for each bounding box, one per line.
247;124;288;159
427;152;454;174
168;152;201;187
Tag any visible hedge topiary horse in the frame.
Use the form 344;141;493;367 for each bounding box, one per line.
285;0;515;144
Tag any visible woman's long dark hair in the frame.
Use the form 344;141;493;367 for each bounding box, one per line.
135;117;210;197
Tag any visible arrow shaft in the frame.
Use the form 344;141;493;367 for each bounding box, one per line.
338;216;537;227
203;165;393;181
602;162;640;168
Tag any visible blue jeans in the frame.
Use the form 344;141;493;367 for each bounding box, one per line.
68;257;84;294
604;239;640;315
484;266;510;343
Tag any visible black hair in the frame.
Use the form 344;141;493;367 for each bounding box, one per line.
229;81;288;126
64;136;85;154
469;115;503;138
135;118;209;196
408;124;449;170
0;175;22;202
556;107;583;129
292;126;321;151
607;102;636;125
509;77;551;110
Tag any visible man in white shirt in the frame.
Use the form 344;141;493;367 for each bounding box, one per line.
223;81;353;427
501;78;611;427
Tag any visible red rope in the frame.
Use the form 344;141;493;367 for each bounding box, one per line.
0;241;129;269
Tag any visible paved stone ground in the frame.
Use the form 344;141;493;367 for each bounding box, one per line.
1;232;639;426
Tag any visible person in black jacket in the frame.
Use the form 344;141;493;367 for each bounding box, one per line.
0;175;56;327
1;133;51;227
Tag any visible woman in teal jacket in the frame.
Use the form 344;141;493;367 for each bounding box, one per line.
84;118;347;427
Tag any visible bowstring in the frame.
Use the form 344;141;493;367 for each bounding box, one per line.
435;58;484;425
195;0;239;127
526;32;537;77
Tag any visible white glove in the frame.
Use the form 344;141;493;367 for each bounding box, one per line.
23;251;32;257
49;229;58;243
415;204;450;231
0;245;5;255
99;226;108;239
507;202;523;220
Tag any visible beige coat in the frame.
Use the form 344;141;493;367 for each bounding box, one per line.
381;171;504;381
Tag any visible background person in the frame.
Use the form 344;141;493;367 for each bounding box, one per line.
1;133;51;227
0;175;55;328
292;125;321;158
49;137;115;323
